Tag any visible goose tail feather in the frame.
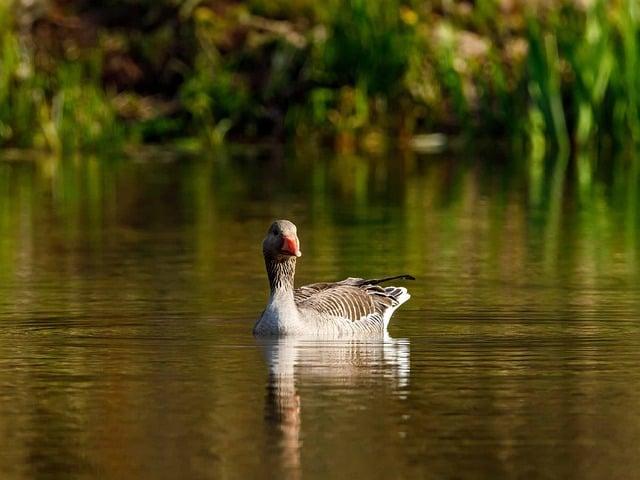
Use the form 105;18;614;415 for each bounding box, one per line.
364;274;415;285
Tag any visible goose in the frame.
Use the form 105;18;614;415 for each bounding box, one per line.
253;220;413;336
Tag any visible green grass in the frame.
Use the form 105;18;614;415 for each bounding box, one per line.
0;2;122;152
2;0;640;161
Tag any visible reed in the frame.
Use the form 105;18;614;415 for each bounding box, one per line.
525;0;640;152
1;0;640;159
0;3;121;152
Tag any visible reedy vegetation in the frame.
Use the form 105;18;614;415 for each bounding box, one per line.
0;0;639;158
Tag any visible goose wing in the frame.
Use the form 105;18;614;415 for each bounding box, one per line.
294;276;413;324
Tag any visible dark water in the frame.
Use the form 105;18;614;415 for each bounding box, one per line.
0;149;639;479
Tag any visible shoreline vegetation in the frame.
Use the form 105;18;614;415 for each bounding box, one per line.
0;0;639;160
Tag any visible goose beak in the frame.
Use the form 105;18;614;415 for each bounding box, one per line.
281;235;302;257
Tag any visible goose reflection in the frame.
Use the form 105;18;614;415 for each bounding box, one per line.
259;336;410;478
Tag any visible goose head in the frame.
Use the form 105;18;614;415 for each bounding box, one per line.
263;220;302;259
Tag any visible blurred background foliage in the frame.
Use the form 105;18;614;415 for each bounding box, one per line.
0;0;639;156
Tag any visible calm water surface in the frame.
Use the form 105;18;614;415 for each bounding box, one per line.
0;149;639;479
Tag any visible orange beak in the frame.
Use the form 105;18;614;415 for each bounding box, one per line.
281;235;302;257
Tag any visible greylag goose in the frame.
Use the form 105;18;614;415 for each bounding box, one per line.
253;220;413;336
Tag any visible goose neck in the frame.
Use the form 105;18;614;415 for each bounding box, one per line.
265;255;296;297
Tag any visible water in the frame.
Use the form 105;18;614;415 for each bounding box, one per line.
0;149;639;479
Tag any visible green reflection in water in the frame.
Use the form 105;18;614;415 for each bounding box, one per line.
0;148;639;479
1;147;639;316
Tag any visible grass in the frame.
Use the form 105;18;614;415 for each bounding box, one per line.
1;0;640;163
0;2;122;152
526;0;640;154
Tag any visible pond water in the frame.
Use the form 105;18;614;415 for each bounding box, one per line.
0;148;639;479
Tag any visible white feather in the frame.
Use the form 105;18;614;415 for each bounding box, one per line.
382;288;410;330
